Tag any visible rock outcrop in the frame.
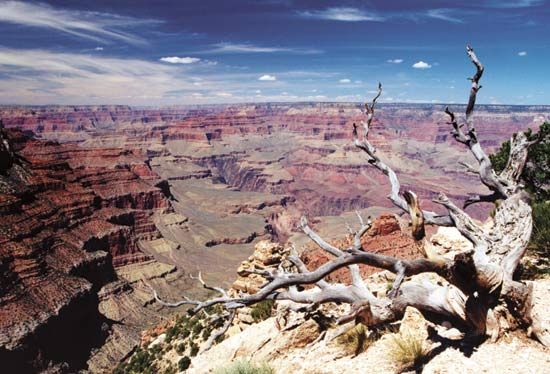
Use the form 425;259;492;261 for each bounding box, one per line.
0;129;184;373
301;214;420;283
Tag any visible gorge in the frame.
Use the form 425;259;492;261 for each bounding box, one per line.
1;102;548;372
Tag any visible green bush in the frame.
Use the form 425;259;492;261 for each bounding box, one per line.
490;122;550;276
202;326;213;340
531;201;550;256
175;342;186;354
178;356;191;371
250;300;274;322
189;343;199;357
191;322;204;336
114;347;156;374
165;326;178;343
213;360;274;374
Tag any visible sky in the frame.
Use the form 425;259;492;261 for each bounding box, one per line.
0;0;549;106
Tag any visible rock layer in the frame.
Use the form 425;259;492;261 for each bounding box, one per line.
0;129;183;373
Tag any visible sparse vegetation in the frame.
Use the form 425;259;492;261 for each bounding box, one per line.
189;342;199;357
213;360;275;374
491;122;549;275
250;300;274;322
178;356;191;371
114;307;230;373
388;331;427;368
336;325;373;356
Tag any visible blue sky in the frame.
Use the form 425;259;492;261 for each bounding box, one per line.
0;0;548;105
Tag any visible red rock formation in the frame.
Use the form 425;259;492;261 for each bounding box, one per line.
300;213;420;283
0;129;172;372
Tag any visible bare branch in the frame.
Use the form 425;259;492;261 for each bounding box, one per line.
463;192;500;208
444;46;509;198
353;86;453;226
191;271;229;298
201;310;236;353
432;192;489;248
300;216;342;256
458;161;479;174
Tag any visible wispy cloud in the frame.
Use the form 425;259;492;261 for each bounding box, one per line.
483;0;544;8
0;48;192;104
204;42;321;54
160;56;201;64
0;48;334;105
387;59;404;64
258;74;276;81
298;7;384;22
412;61;432;69
0;1;155;45
426;9;464;23
518;51;528;56
339;78;351;83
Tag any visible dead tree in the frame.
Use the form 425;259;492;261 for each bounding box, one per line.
150;45;548;351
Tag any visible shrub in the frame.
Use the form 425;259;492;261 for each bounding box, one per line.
180;327;191;339
175;342;186;354
178;356;191;371
388;331;427;368
250;300;274;322
165;326;178;343
189;343;199;357
490;122;550;276
202;326;213;340
191;322;203;336
531;201;550;257
336;324;372;356
213;360;274;374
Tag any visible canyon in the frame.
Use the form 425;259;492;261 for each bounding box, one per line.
1;102;549;372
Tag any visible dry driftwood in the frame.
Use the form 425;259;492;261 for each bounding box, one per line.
149;45;548;351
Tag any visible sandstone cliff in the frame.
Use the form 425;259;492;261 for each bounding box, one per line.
0;128;190;373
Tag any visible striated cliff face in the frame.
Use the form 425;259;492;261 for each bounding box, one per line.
0;128;187;373
2;102;549;224
1;103;549;372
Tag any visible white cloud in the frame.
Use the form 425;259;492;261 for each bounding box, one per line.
412;61;432;69
94;47;104;51
339;78;351;83
0;1;154;45
518;51;527;56
215;92;232;97
387;59;403;64
298;7;384;22
258;74;277;81
484;0;543;8
426;9;464;23
205;42;321;54
160;56;201;64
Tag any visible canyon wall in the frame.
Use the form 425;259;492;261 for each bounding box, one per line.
0;127;192;373
1;102;549;372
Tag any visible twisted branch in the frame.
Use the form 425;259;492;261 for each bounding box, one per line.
353;84;453;226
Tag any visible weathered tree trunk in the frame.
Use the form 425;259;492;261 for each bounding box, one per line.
149;45;548;351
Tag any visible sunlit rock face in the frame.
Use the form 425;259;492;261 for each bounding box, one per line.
0;129;188;373
0;102;548;372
